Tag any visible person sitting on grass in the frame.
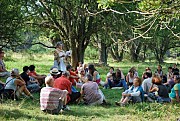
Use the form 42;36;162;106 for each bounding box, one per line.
20;66;40;93
4;68;33;100
169;75;180;103
126;68;137;87
115;77;144;106
40;76;69;115
0;49;10;77
155;65;163;78
141;71;153;94
28;65;46;86
172;64;179;75
54;71;81;104
142;67;151;81
66;64;79;86
148;76;170;103
88;64;104;86
106;67;114;83
49;67;61;79
104;69;128;90
80;74;106;105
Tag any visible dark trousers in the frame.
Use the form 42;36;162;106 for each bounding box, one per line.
69;92;81;104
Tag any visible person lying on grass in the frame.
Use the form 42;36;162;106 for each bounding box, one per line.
148;76;170;103
169;75;180;103
79;74;106;105
4;68;33;100
115;77;144;106
40;76;69;115
28;65;46;86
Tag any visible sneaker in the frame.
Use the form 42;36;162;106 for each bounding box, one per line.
120;103;125;107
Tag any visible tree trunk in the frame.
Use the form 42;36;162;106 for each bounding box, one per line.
130;42;142;62
98;40;107;65
110;44;123;62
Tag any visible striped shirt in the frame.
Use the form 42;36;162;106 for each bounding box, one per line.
40;87;68;110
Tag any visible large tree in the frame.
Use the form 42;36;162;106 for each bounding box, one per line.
23;0;104;67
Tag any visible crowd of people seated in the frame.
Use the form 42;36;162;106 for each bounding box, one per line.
0;48;180;115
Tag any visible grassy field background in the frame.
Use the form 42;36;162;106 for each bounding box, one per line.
0;52;180;121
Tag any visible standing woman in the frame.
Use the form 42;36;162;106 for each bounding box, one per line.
54;42;66;73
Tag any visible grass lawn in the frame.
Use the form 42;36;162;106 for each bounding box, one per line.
0;53;180;121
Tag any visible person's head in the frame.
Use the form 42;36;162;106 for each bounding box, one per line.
88;64;95;74
78;62;82;67
23;66;29;73
11;68;19;77
116;69;121;78
133;77;142;87
66;64;72;71
145;67;151;71
80;68;85;75
50;68;60;78
157;65;162;71
85;74;93;82
62;71;70;79
174;75;180;84
29;65;35;72
152;76;162;85
45;76;54;87
145;71;152;78
173;64;177;68
109;67;114;73
168;67;173;72
0;49;5;58
56;42;63;50
129;69;135;76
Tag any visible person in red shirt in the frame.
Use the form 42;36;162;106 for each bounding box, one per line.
54;71;81;104
28;65;46;86
66;65;79;86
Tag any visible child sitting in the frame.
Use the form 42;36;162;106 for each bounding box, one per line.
149;76;170;103
169;75;180;103
115;77;144;106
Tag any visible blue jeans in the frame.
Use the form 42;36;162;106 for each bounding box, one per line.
105;79;128;90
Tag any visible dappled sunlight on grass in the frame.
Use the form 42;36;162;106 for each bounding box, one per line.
0;53;180;120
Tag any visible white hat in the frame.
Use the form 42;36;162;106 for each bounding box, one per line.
11;68;19;76
50;68;60;75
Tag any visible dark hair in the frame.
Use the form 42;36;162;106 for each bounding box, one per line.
168;67;172;70
129;68;135;75
175;75;180;83
88;64;96;75
62;71;70;77
29;65;35;71
116;69;122;78
134;77;142;85
23;66;29;72
66;64;72;71
86;74;93;81
146;71;152;78
110;67;114;71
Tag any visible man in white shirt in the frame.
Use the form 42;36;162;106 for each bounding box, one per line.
141;71;153;94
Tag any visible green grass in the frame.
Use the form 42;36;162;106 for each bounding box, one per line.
0;53;180;121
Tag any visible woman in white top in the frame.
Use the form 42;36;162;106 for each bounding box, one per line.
54;42;66;72
126;69;137;87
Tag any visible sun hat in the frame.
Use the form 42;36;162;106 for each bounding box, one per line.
11;68;19;76
50;68;60;75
